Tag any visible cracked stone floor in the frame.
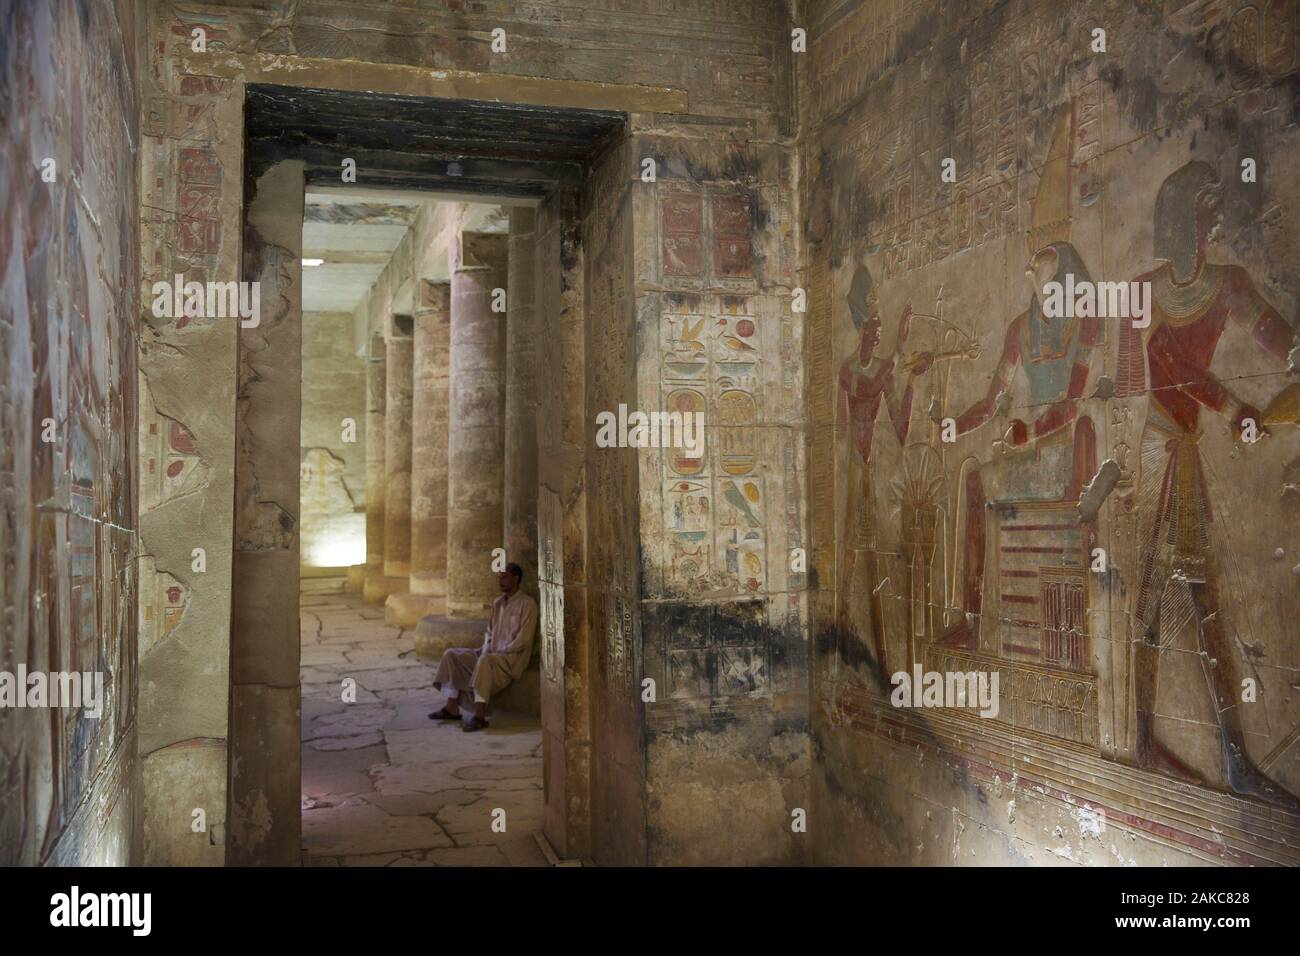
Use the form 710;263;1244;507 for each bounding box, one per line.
300;590;547;866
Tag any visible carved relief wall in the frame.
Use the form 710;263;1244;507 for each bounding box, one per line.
1;0;141;865
803;0;1300;865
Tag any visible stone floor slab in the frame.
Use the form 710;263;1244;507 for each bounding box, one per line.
355;666;436;692
421;845;510;866
303;801;452;857
300;590;545;866
436;790;545;844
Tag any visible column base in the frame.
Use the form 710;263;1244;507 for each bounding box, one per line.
363;573;407;605
413;614;489;660
345;565;366;593
384;592;447;628
408;572;447;598
489;667;541;717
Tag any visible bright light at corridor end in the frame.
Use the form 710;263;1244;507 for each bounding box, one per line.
305;525;366;569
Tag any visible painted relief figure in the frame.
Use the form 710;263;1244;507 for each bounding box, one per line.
1125;161;1298;807
838;262;933;676
939;106;1102;652
939;239;1102;648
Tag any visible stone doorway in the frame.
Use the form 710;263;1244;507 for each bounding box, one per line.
227;85;632;865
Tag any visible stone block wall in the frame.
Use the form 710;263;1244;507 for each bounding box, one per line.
137;4;245;864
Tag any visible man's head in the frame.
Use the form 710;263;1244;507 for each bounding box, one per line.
498;562;523;594
847;263;882;357
1154;160;1220;279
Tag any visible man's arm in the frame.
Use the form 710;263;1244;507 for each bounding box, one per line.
1147;308;1273;431
1223;266;1294;362
883;365;916;445
497;600;538;657
1148;324;1235;414
953;317;1022;437
1219;269;1297;432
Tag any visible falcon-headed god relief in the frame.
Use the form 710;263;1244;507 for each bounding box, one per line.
937;105;1104;657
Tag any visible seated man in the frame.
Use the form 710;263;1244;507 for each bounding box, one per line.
428;563;538;732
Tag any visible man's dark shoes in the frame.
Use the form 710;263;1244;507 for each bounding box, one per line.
428;707;460;721
462;716;489;732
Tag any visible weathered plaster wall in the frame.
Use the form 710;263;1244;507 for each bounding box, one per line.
301;310;366;570
800;0;1300;865
0;0;141;865
632;110;808;865
166;0;788;123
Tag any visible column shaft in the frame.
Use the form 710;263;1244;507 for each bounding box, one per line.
446;231;509;617
383;323;414;577
411;281;451;597
363;335;388;602
505;208;539;597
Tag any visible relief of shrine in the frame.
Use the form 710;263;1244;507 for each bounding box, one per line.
815;0;1300;813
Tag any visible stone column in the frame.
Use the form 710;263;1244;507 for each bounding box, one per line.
362;335;390;603
385;281;451;628
415;232;508;657
411;282;451;598
383;319;414;578
505;208;539;597
446;231;509;617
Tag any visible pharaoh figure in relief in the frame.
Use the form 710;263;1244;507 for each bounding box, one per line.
1122;160;1299;807
939;106;1102;675
837;263;932;679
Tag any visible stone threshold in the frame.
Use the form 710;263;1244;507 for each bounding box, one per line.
533;831;585;867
